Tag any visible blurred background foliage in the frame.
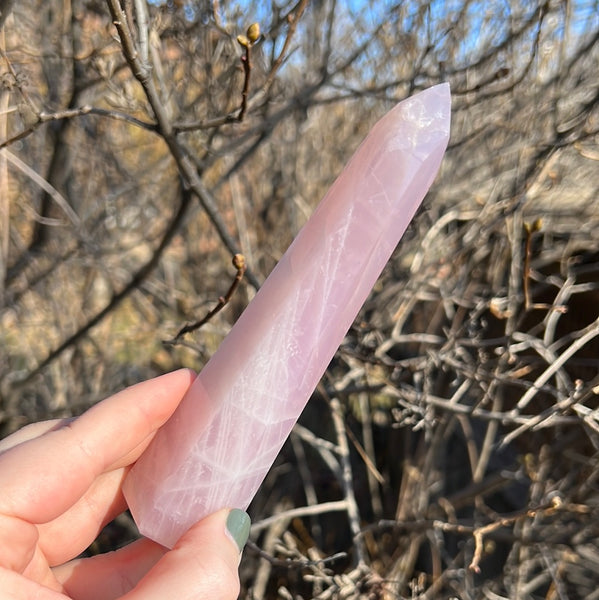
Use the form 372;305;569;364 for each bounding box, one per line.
1;1;598;598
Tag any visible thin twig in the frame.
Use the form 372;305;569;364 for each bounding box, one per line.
0;106;156;150
502;375;599;446
468;498;577;574
509;317;599;417
329;397;367;565
165;253;246;344
246;540;346;569
251;500;349;534
344;416;385;485
237;41;252;122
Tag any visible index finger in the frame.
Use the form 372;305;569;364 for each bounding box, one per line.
0;369;196;524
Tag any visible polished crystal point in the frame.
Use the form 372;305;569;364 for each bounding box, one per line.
123;83;451;548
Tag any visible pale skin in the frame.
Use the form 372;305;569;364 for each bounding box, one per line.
0;369;243;600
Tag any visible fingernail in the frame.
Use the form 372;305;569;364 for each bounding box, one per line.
226;509;251;552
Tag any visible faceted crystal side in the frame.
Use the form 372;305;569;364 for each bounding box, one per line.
123;83;451;548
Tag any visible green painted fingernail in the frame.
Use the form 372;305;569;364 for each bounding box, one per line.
226;509;251;552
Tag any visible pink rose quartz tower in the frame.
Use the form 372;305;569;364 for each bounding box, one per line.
123;83;451;548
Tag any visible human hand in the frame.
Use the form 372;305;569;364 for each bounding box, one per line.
0;369;250;599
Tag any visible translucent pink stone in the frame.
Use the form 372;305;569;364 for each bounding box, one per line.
123;83;451;548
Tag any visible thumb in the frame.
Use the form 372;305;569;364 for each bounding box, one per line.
127;509;250;600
